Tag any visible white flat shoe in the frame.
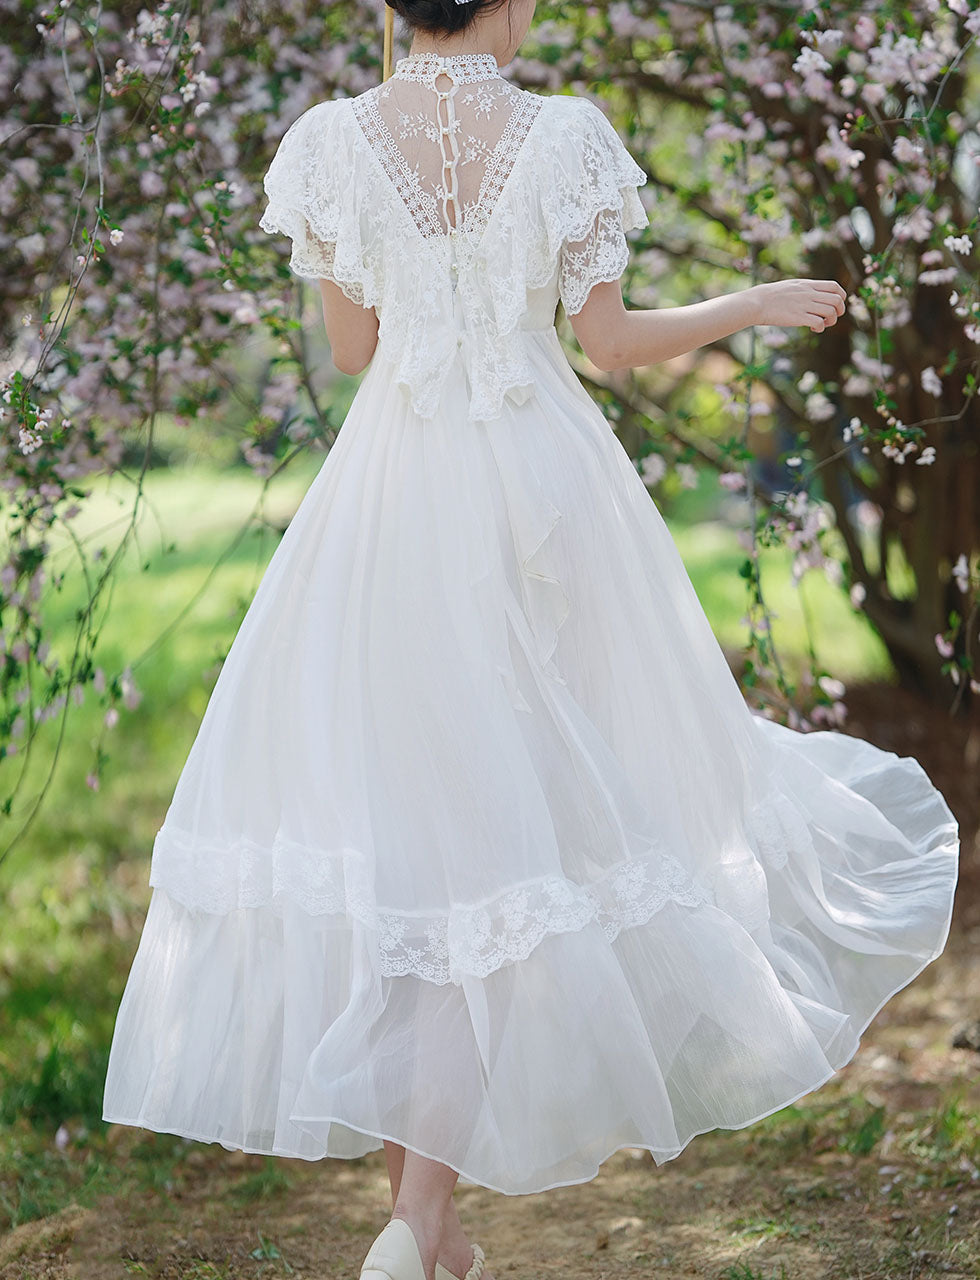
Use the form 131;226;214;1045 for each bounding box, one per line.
435;1243;486;1280
359;1218;427;1280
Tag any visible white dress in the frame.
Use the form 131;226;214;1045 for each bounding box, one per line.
101;50;960;1197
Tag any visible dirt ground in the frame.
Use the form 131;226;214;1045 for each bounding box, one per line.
2;679;978;1280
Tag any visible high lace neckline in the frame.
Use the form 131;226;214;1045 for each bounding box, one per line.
392;51;502;88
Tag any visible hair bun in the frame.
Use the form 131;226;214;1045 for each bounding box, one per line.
388;0;506;38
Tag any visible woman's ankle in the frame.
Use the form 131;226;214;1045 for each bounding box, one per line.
434;1204;474;1277
391;1201;446;1244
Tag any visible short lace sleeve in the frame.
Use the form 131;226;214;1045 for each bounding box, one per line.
551;98;650;317
258;99;380;308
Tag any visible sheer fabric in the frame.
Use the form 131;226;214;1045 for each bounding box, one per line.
102;52;960;1197
256;55;649;422
354;51;544;238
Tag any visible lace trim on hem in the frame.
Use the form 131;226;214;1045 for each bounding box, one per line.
257;207;369;305
548;178;648;256
147;824;713;985
560;235;630;317
747;789;817;871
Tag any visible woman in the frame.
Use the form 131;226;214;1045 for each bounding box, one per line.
102;3;959;1280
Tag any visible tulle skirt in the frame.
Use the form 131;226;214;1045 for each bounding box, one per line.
102;328;959;1195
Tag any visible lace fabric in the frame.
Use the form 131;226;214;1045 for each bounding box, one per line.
146;783;822;987
148;822;713;986
367;50;530;239
258;56;650;422
748;788;816;871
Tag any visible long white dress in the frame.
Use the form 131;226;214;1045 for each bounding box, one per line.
101;50;960;1197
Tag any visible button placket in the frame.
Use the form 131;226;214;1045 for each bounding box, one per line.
434;74;463;238
433;69;465;320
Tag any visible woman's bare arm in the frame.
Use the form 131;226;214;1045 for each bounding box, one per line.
568;277;847;372
318;278;380;375
317;266;846;379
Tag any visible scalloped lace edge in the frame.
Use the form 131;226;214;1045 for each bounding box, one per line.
147;792;801;986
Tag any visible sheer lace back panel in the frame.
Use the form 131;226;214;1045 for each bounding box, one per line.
351;51;544;248
258;53;651;421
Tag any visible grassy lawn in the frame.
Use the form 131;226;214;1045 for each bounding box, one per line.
5;450;890;878
2;453;974;1278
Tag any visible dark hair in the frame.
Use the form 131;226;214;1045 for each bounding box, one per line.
387;0;511;38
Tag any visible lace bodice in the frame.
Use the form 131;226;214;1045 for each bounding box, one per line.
361;50;538;239
259;52;650;422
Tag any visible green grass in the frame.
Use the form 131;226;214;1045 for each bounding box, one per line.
0;454;916;1245
225;1165;294;1205
3;455;323;863
660;465;893;683
4;453;891;876
672;515;892;682
2;459;327;1195
721;1266;791;1280
1;458;895;1135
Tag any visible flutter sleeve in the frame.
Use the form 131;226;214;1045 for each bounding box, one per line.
258;99;382;309
549;97;650;317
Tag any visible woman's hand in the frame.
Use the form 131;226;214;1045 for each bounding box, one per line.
751;279;848;331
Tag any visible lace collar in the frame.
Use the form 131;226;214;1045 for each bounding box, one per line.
392;51;502;88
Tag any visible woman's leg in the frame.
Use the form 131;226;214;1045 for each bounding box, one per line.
382;1141;492;1280
388;1147;458;1280
383;1138;407;1202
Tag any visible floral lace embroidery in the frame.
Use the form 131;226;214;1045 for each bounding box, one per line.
350;81;543;242
148;823;711;986
746;789;817;870
547;105;650;316
390;50;503;88
351;92;445;239
559;206;637;317
709;856;771;933
462;93;545;242
258;92;649;423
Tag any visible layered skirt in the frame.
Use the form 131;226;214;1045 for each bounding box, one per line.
102;329;959;1194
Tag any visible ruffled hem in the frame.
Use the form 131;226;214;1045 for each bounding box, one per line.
99;922;944;1199
96;916;937;1196
104;770;956;1194
118;677;957;1191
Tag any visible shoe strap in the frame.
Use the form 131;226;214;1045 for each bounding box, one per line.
464;1243;486;1280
